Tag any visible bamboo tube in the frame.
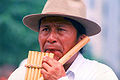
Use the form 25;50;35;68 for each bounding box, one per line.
49;53;54;58
28;51;34;80
58;35;90;65
29;51;35;80
25;51;32;80
30;51;35;80
31;51;38;80
34;52;40;80
37;52;44;79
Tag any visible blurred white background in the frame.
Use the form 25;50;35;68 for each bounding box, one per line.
84;0;120;79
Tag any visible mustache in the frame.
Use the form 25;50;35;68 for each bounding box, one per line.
43;43;63;52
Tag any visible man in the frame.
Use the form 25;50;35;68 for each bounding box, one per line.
8;0;118;80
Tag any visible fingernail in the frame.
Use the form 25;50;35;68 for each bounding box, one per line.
43;56;47;61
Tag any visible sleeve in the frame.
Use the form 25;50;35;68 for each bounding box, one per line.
8;66;26;80
95;63;118;80
58;76;69;80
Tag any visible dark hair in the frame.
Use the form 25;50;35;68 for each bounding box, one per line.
64;17;86;54
64;17;86;38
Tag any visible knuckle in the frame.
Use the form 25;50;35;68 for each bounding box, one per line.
43;56;48;61
41;68;44;74
49;68;54;74
42;62;46;67
53;63;62;70
57;63;62;68
44;73;51;79
54;66;59;70
42;62;46;65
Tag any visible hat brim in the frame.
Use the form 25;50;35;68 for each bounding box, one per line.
23;13;101;36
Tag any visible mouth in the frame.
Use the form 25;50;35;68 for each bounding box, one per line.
44;48;63;60
45;49;62;53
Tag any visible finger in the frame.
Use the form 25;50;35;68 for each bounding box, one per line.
42;62;51;72
41;68;51;80
41;68;47;74
43;56;59;67
39;76;44;80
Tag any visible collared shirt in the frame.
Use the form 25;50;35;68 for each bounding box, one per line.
8;53;118;80
59;53;118;80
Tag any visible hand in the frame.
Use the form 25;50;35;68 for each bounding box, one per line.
41;56;66;80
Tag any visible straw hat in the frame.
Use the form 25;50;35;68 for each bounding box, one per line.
23;0;101;36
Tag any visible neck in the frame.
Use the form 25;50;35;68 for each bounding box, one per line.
63;52;79;71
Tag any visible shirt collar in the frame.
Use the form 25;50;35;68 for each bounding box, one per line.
66;52;86;74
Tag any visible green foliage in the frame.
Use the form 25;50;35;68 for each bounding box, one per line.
0;0;47;66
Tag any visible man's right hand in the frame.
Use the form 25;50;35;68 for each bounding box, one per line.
41;56;66;80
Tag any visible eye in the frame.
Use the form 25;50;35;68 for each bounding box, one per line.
40;24;50;32
57;28;65;31
41;27;49;31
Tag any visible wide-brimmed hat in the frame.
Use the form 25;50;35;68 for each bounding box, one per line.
23;0;101;36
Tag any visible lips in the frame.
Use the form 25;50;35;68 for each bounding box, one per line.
45;48;62;53
44;44;63;52
43;46;63;60
42;43;64;60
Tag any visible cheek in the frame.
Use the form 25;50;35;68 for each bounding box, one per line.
63;39;76;54
60;33;77;54
38;34;46;51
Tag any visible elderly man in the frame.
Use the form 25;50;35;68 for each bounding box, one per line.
8;0;118;80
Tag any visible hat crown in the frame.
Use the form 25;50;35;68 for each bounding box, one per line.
42;0;86;18
23;0;101;36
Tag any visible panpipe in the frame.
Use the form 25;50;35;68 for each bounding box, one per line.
25;51;54;80
25;35;90;80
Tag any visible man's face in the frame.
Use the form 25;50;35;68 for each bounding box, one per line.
38;17;79;60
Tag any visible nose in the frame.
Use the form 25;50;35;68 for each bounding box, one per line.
47;31;57;44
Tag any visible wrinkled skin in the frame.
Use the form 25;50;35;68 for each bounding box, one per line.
38;17;81;80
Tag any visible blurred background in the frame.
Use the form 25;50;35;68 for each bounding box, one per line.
0;0;119;79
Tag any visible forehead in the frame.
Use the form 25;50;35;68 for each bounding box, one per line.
40;16;73;24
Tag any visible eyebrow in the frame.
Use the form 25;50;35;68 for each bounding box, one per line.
39;20;73;30
40;24;50;28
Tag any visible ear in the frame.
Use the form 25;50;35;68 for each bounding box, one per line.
77;34;86;42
